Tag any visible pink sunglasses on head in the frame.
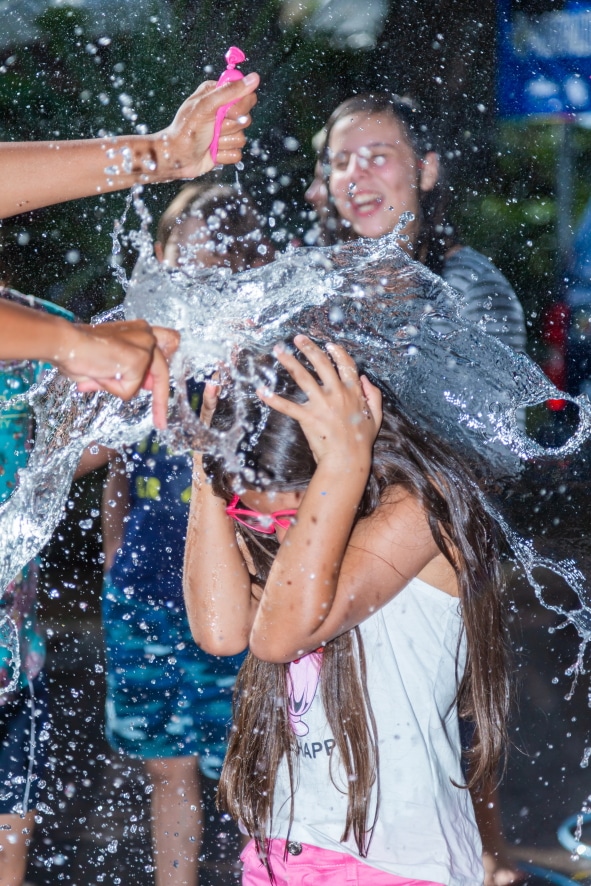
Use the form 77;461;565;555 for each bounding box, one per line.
225;494;298;535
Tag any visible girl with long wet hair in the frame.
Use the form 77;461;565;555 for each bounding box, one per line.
183;335;510;886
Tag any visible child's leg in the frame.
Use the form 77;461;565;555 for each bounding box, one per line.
0;811;35;886
0;673;51;886
103;583;242;885
144;755;203;886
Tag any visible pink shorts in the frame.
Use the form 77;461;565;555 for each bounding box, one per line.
240;839;445;886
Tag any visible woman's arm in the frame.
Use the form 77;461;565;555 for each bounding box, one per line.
183;383;258;656
0;74;259;218
249;336;444;663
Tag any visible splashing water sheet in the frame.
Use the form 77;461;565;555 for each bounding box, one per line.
3;206;591;633
4;202;591;853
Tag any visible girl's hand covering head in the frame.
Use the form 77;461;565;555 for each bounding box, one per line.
258;334;382;469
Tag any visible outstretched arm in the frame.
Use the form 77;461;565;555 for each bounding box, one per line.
183;383;257;655
0;300;179;428
0;74;259;218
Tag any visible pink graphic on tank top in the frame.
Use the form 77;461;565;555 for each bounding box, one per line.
286;649;323;736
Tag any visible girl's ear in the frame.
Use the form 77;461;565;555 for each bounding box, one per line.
154;241;164;263
419;151;440;193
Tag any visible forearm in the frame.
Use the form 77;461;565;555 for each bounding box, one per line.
0;134;171;218
250;459;369;662
183;456;255;655
0;74;260;220
74;444;111;481
0;301;78;362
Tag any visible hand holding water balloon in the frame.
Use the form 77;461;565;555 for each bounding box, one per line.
156;73;260;178
0;73;259;218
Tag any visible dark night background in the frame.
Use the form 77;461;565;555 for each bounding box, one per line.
2;1;591;883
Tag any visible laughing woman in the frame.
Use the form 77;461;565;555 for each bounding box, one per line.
319;93;526;357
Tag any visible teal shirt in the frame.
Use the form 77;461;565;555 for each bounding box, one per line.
0;295;74;698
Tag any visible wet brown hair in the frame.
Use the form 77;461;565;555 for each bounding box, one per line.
157;182;269;272
203;355;510;872
321;93;458;274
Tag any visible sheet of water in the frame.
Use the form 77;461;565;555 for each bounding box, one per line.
2;201;591;696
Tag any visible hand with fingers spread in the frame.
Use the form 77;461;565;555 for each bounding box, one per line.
53;319;179;430
258;334;382;471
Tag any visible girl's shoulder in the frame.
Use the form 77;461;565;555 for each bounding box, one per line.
371;486;459;598
359;485;432;546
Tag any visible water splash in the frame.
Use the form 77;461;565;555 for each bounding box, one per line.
2;222;591;681
125;224;591;475
0;335;154;596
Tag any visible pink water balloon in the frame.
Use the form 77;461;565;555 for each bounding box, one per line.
209;46;246;164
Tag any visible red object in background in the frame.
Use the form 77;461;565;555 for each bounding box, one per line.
540;302;570;410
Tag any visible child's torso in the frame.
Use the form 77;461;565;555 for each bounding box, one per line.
272;576;483;886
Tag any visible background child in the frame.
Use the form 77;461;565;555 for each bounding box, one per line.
0;289;75;886
183;334;510;885
101;182;271;886
318;93;526;356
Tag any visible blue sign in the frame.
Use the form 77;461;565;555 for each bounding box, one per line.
498;0;591;117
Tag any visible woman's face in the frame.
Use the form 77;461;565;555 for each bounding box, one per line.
328;111;435;244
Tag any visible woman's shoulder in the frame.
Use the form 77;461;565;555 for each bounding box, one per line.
441;246;526;351
442;245;512;288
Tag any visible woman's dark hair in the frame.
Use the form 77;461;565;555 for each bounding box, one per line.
203;352;510;870
320;93;458;274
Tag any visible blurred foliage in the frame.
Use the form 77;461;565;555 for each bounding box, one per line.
456;120;591;360
0;0;587;364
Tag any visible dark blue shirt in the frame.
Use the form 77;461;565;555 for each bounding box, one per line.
110;382;202;603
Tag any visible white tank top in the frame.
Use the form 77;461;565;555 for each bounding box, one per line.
271;577;483;886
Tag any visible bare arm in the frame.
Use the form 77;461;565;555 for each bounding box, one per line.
0;74;259;218
249;336;448;663
74;445;111;480
183;452;257;656
0;301;179;428
183;383;257;655
102;451;130;573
